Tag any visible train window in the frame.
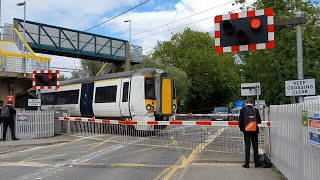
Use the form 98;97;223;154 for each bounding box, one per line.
41;93;55;105
122;82;129;102
145;78;155;99
95;85;117;103
56;90;80;105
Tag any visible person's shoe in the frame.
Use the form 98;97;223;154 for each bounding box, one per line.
2;139;6;141
12;138;19;141
242;164;249;168
255;164;260;168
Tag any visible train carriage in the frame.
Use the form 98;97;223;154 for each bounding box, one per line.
41;68;176;130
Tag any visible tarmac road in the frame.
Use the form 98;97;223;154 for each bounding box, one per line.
0;126;282;180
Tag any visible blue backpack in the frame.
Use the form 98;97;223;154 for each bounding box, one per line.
0;106;10;119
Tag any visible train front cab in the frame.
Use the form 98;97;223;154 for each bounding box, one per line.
144;71;176;130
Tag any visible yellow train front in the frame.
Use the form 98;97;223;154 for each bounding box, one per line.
41;68;176;131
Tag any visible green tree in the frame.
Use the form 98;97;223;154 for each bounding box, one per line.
69;60;104;79
59;74;69;81
153;28;241;112
239;0;320;105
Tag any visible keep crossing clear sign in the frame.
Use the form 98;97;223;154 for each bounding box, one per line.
285;79;316;96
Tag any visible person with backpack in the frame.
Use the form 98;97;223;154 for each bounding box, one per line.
238;98;261;168
0;100;3;127
1;101;19;141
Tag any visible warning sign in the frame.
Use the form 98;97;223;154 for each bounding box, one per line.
285;79;316;96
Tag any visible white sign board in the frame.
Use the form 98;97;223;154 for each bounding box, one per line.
28;99;41;107
285;79;316;96
304;96;320;102
255;100;266;106
241;83;261;96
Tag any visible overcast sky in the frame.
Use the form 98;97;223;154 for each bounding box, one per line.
1;0;258;76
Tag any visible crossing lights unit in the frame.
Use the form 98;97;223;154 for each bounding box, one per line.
215;8;275;53
33;70;60;90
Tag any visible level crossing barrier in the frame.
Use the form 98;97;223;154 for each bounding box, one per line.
54;116;270;154
0;109;54;140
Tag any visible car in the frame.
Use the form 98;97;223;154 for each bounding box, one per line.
230;107;242;121
211;107;229;121
230;107;241;115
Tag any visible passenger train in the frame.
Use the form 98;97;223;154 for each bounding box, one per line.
41;68;177;130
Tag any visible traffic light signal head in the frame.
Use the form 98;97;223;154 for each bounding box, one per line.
33;70;60;90
34;73;57;86
215;8;275;53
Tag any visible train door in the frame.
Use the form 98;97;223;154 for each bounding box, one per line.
80;82;94;117
119;79;130;117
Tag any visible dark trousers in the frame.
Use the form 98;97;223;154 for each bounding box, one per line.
244;132;259;165
2;121;16;140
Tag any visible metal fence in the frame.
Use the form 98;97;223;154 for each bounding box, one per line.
0;110;55;140
175;114;239;121
270;102;320;180
54;117;270;154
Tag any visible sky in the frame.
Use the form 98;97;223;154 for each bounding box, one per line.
1;0;258;76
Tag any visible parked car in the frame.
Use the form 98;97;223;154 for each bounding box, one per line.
211;107;229;121
229;107;242;121
230;107;241;115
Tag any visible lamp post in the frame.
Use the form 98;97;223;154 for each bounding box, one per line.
17;1;26;51
124;20;131;44
17;1;26;73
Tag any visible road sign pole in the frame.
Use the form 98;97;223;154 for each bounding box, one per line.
296;12;304;103
256;85;260;108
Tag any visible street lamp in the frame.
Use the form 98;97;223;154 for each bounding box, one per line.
17;1;26;53
17;1;26;73
124;20;131;44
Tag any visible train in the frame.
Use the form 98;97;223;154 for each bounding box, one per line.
41;68;177;130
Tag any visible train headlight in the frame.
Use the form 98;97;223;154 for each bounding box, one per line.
146;104;154;111
173;104;177;111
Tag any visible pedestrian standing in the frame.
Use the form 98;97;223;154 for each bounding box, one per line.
1;101;19;141
238;98;261;168
0;100;3;140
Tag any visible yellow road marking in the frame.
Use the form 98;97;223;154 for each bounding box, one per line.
88;136;118;150
161;128;225;180
0;161;39;165
57;142;104;151
20;137;89;162
154;167;171;180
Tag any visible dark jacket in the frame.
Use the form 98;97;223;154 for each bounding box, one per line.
238;105;261;134
1;105;16;123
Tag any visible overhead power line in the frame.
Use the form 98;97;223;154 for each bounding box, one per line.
130;1;235;38
85;0;151;32
132;2;256;42
54;0;150;63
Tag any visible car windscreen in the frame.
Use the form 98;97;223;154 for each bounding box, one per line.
214;107;228;113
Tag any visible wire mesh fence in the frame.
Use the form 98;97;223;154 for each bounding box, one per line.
54;119;269;154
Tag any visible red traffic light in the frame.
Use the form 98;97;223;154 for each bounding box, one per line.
48;74;53;80
250;18;261;30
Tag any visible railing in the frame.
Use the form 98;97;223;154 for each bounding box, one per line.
0;28;51;73
14;18;127;62
270;102;320;180
0;110;55;140
130;45;142;63
54;117;270;154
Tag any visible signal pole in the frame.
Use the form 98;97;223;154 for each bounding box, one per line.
296;12;304;103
